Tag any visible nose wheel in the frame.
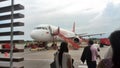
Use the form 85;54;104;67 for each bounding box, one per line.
51;43;58;50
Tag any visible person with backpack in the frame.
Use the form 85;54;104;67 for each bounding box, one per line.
81;40;101;68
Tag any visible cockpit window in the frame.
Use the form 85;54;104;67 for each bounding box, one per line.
35;27;48;30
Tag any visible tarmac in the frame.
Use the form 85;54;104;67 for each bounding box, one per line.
0;44;110;68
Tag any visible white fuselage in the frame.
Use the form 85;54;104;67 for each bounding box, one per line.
30;24;76;42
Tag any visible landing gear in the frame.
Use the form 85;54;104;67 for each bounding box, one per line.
42;42;49;50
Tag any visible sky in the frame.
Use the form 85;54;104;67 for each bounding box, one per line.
0;0;120;40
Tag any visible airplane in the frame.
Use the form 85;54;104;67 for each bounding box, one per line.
30;23;105;49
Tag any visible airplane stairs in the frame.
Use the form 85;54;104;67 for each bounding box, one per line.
58;33;80;50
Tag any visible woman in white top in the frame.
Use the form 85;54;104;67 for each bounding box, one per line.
55;42;73;68
104;46;113;59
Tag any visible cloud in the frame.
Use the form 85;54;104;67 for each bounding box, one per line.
77;2;120;34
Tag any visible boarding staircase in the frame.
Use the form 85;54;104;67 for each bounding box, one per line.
58;33;80;49
49;26;80;49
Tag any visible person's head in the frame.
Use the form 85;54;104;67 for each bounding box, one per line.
59;41;68;53
88;40;94;46
109;30;120;68
94;41;98;44
109;30;120;50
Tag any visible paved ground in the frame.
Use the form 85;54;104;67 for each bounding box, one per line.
0;45;110;68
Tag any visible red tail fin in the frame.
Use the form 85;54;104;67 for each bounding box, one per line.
72;22;75;32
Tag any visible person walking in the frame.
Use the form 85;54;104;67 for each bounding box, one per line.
97;30;120;68
81;40;100;68
55;42;73;68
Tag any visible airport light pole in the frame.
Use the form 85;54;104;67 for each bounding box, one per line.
10;0;14;68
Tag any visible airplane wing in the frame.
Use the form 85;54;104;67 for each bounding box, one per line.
79;33;106;37
75;33;88;37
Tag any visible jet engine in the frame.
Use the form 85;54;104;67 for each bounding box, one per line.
73;38;80;43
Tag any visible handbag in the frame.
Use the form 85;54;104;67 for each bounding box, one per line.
50;61;56;68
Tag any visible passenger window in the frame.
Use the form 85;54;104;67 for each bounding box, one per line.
35;27;47;30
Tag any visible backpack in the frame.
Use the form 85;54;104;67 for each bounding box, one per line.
81;46;92;63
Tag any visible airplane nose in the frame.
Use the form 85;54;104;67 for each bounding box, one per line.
30;30;51;41
30;30;37;40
